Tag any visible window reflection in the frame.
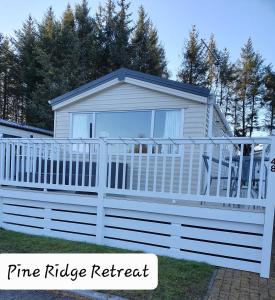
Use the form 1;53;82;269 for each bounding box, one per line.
71;109;182;141
95;111;151;138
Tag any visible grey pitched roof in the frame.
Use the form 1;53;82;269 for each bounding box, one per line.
0;118;53;136
49;68;210;107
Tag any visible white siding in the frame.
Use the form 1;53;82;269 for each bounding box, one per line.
212;104;232;137
213;109;229;137
54;82;208;138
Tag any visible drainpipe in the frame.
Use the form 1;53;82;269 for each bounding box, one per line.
207;94;216;138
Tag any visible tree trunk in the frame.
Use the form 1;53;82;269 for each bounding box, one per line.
219;84;223;107
250;95;255;137
3;73;7;119
189;62;193;84
271;103;274;134
242;97;246;137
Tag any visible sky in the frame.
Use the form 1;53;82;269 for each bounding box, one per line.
0;0;274;78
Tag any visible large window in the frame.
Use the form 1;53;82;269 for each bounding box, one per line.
71;109;182;139
95;111;151;138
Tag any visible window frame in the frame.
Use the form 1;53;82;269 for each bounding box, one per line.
70;109;184;139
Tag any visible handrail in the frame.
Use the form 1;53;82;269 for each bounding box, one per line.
0;136;272;202
0;136;271;144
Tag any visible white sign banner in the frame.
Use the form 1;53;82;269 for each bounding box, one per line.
0;253;158;290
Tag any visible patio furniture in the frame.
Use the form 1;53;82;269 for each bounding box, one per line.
203;154;268;199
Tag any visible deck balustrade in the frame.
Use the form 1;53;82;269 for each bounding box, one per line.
0;137;272;206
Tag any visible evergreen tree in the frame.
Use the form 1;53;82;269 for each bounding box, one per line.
95;0;117;74
13;15;40;124
131;6;168;77
147;27;168;77
2;2;274;136
94;0;133;74
205;34;219;90
263;65;275;133
30;7;61;129
112;0;132;69
217;48;236;121
130;6;150;71
177;25;207;86
75;0;98;81
59;4;81;89
94;4;107;76
0;36;24;121
234;38;264;137
247;51;264;136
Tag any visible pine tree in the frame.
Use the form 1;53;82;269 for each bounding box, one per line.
247;51;264;136
234;38;264;137
30;7;61;129
0;36;11;119
93;5;105;77
205;34;219;90
130;6;150;71
95;0;116;74
263;65;275;133
75;0;98;81
112;0;132;69
0;36;24;121
94;0;134;74
130;6;168;77
177;25;207;86
218;48;236;121
147;27;168;77
13;15;40;125
59;4;81;89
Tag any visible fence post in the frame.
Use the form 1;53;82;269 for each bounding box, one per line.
96;139;108;245
260;133;275;278
0;141;4;183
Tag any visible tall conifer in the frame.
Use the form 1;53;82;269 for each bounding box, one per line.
177;25;207;86
30;7;61;129
131;6;168;77
13;16;40;124
75;0;98;81
0;37;23;121
112;0;132;68
264;65;275;133
234;38;264;137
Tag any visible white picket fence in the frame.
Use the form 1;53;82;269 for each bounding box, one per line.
0;136;275;278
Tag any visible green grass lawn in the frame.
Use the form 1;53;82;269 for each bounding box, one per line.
0;228;214;300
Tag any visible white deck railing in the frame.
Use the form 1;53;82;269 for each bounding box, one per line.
0;139;100;193
0;136;275;278
0;136;273;206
